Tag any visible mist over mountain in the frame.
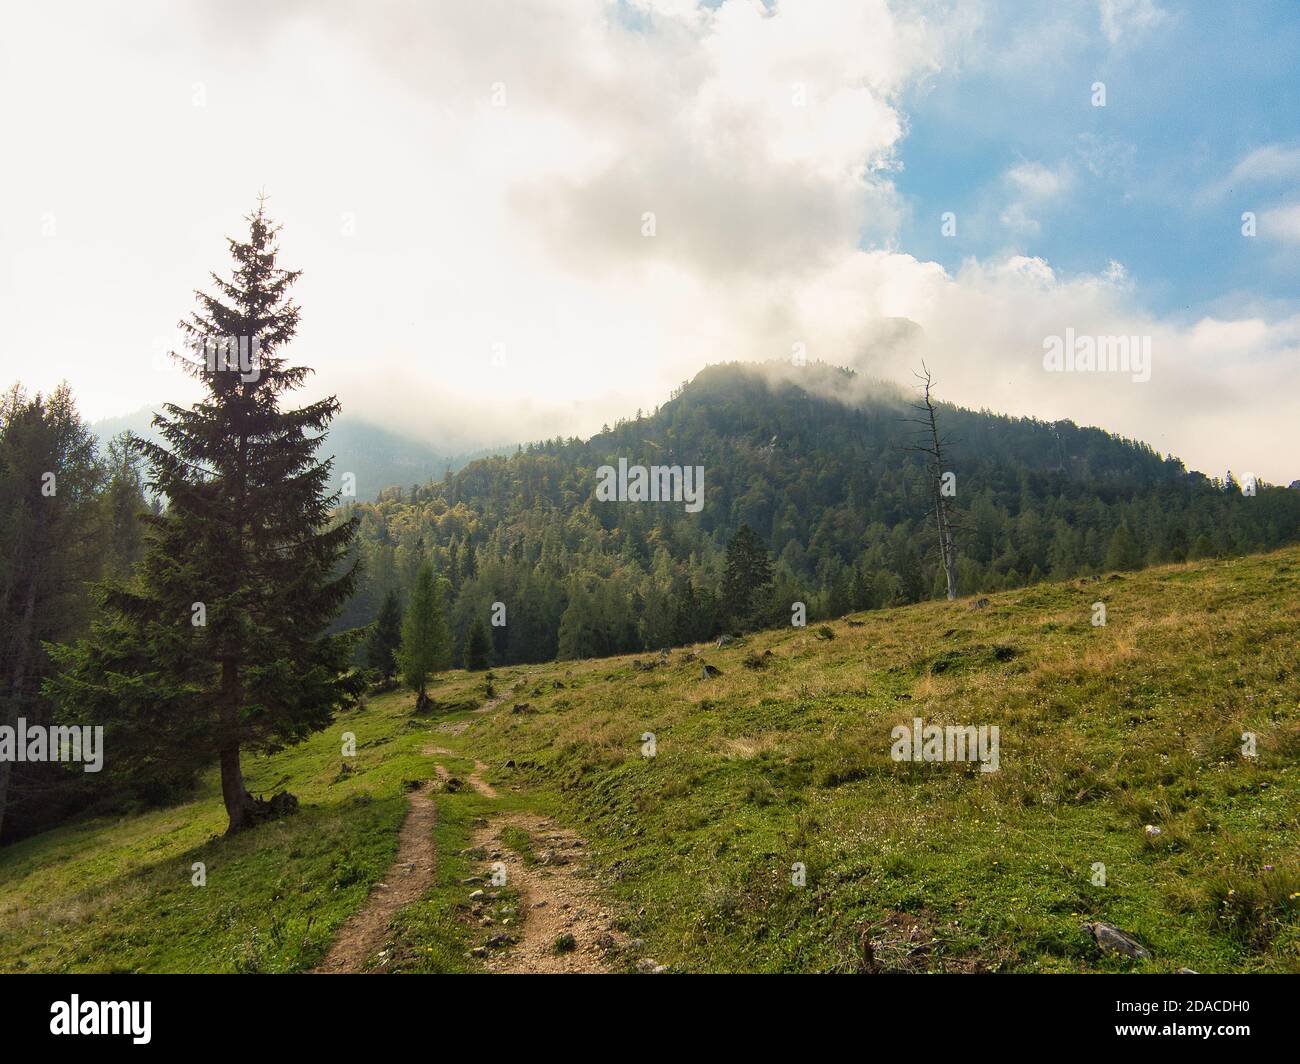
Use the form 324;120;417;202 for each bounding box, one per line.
335;361;1300;664
90;407;509;502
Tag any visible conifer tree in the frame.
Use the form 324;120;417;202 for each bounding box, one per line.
1104;520;1143;571
0;384;101;838
400;563;451;709
366;589;402;681
463;616;491;671
100;432;149;580
722;524;773;631
46;200;362;834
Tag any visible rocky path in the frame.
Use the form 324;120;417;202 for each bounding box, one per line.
316;707;638;974
469;813;629;973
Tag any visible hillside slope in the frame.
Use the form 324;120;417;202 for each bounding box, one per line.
1;547;1296;973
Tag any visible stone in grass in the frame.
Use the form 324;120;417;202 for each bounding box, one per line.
636;957;669;974
701;663;722;679
1144;824;1162;839
1082;921;1153;961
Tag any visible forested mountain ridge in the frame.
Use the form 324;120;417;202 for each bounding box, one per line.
336;361;1300;665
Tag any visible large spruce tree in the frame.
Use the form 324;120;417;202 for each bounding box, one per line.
47;199;362;834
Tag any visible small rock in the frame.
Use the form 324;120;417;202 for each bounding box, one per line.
1144;824;1162;839
470;946;487;958
1082;921;1152;961
469;889;485;901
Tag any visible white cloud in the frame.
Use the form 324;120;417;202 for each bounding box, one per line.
1097;0;1169;46
1006;161;1072;201
1258;204;1300;244
999;161;1073;235
1229;144;1300;184
1201;143;1300;201
0;0;1296;483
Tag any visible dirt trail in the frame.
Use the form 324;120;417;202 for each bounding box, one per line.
316;727;627;974
471;813;626;973
426;746;497;797
314;780;438;974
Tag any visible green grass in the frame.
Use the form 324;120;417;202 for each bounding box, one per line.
465;547;1300;973
0;683;484;972
3;547;1298;973
500;824;537;865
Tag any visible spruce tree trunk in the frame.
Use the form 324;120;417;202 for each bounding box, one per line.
218;659;256;834
218;740;257;834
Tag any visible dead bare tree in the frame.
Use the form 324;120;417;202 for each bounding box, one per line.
904;363;959;601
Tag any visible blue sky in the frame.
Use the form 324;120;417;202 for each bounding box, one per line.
895;1;1300;319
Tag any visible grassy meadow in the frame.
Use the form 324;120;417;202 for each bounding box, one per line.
1;547;1297;972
